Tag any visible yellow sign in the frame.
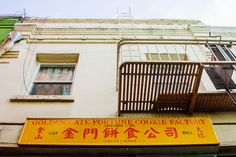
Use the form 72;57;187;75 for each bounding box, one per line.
18;117;219;146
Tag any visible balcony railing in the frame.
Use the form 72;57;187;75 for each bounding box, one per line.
118;61;203;115
117;39;236;116
195;92;236;112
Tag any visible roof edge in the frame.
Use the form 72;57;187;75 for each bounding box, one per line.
23;18;202;25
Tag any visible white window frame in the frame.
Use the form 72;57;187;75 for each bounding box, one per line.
30;63;76;96
145;53;188;61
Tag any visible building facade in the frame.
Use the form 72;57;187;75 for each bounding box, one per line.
0;18;236;156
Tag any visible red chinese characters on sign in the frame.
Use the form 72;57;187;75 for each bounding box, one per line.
144;127;160;138
197;127;205;139
83;128;98;139
62;128;78;139
164;127;178;138
35;127;45;139
124;127;140;139
103;128;119;138
19;118;219;146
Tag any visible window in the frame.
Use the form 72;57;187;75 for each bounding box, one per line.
10;53;79;102
30;65;75;95
144;52;190;93
145;53;188;61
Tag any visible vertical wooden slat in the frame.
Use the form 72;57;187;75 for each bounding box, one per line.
213;95;218;110
181;64;188;93
206;93;211;110
200;95;206;109
146;64;152;111
172;64;178;96
201;95;206;110
125;64;129;111
162;64;168;96
189;65;204;113
185;64;193;94
179;64;185;94
219;95;224;109
140;63;145;111
133;63;138;111
182;64;190;94
220;95;224;110
118;64;122;116
143;64;147;111
195;95;200;111
158;64;164;96
153;64;160;111
168;64;174;95
187;65;196;93
162;64;167;96
150;63;157;110
130;63;134;111
126;64;130;111
210;95;215;110
224;95;230;109
178;63;183;93
136;63;142;111
141;64;147;111
164;64;171;95
152;64;161;101
122;64;127;111
214;95;218;109
176;64;184;94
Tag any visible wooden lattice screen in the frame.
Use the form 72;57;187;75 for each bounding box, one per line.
118;62;203;115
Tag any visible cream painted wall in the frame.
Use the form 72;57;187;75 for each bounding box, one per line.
1;19;236;147
0;43;118;123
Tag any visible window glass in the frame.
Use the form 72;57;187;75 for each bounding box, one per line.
145;53;188;61
31;65;75;95
31;84;71;95
35;67;74;81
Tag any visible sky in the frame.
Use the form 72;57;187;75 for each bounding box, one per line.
1;0;236;27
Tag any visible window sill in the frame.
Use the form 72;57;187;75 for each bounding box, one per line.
10;95;74;102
